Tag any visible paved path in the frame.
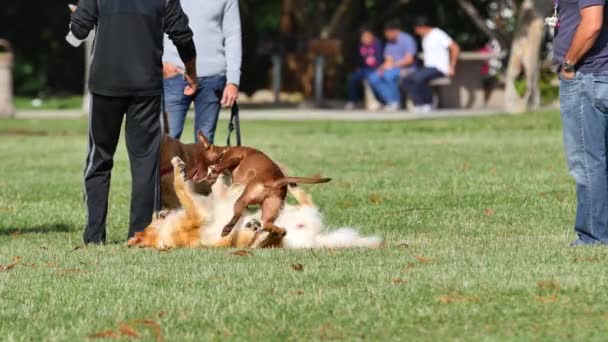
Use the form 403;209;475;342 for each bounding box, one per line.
13;108;510;121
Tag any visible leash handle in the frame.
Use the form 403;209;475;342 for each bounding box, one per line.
227;102;242;146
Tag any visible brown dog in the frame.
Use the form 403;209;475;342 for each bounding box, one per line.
190;131;331;238
160;135;211;209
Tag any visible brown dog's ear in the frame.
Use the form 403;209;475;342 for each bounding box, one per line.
197;130;211;149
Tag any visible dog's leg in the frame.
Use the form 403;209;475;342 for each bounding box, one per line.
172;157;205;228
260;196;287;237
221;195;249;237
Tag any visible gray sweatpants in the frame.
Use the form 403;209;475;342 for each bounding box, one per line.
83;93;163;244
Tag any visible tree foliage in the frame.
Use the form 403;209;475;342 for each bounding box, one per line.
1;0;532;97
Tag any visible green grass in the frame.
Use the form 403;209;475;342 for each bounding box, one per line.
14;96;82;110
2;111;608;341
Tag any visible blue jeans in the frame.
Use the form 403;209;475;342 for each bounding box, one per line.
348;68;375;103
367;68;401;104
560;72;608;245
402;67;444;106
163;75;226;143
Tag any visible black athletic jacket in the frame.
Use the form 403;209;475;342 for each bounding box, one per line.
69;0;196;97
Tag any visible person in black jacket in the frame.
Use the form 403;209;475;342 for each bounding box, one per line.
66;0;197;244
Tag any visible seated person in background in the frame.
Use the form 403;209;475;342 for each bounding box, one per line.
368;20;417;111
402;16;460;113
345;27;383;110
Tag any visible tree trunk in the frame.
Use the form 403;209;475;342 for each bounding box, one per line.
455;0;508;48
0;40;15;118
321;0;364;39
504;0;550;113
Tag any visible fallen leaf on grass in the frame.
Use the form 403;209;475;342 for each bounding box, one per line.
291;290;305;295
537;280;561;291
368;193;384;205
9;230;21;237
291;263;304;271
133;320;163;342
46;262;58;268
433;140;446;145
457;162;471;171
72;246;84;251
489;167;497;175
415;256;432;264
88;320;162;341
88;329;119;339
438;295;480;304
0;262;19;272
392;278;406;285
231;250;252;257
0;207;13;213
484;208;496;217
338;200;353;209
405;262;416;271
118;323;140;338
13;256;21;262
574;256;601;263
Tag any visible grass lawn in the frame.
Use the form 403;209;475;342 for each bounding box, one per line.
14;96;82;111
1;111;608;341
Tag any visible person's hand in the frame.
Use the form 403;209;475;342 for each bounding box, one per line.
183;71;198;96
448;66;456;78
221;84;239;108
68;4;77;12
163;63;182;79
561;68;575;80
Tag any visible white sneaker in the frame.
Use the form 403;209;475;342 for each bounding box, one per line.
383;102;400;112
344;102;356;110
368;102;382;111
414;104;432;113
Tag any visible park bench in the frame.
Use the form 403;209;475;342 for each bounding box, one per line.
363;76;452;111
361;51;506;111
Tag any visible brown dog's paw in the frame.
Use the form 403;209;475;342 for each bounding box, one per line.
273;227;287;238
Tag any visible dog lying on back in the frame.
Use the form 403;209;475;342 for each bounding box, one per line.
128;157;383;249
189;132;331;239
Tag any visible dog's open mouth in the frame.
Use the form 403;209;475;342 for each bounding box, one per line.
190;167;200;182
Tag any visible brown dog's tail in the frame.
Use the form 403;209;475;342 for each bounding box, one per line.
269;177;332;189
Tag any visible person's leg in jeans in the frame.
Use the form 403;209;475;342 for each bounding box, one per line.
193;75;226;143
124;96;163;239
402;67;444;108
367;69;400;107
163;75;193;140
83;94;128;244
382;67;402;106
347;69;369;104
560;72;608;245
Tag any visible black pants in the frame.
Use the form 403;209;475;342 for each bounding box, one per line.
401;67;445;106
83;93;163;244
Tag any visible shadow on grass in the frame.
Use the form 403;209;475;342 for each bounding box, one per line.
0;223;74;236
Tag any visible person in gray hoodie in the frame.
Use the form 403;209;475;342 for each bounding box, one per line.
163;0;242;143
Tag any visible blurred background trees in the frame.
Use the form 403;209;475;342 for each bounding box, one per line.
1;0;554;111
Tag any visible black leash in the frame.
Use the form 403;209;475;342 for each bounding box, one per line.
227;102;242;146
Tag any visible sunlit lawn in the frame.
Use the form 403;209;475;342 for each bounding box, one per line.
1;111;608;341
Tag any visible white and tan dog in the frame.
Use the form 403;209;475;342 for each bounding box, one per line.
128;157;383;250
